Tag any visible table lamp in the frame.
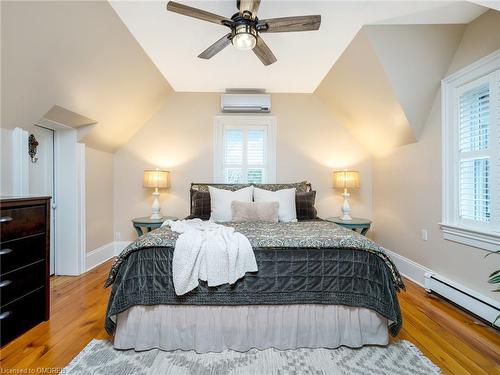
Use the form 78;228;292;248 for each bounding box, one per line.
333;170;360;221
143;169;170;219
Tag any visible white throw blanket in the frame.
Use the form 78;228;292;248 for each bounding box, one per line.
162;219;258;296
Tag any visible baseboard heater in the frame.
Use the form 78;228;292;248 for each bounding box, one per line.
424;272;500;328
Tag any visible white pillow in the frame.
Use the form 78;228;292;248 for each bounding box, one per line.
253;187;297;222
209;186;254;222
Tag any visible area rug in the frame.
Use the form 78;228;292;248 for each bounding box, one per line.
63;339;441;375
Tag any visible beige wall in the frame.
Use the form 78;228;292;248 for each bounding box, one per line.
86;147;114;252
372;10;500;300
114;93;372;241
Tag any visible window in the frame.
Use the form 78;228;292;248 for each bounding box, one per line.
441;50;500;251
458;82;491;223
214;116;276;184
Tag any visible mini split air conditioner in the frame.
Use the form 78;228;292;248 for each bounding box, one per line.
221;94;271;113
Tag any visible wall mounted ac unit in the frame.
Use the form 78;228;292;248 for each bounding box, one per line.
221;94;271;113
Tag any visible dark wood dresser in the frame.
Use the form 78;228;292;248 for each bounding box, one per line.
0;196;51;346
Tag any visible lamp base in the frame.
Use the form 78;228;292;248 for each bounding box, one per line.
341;191;352;221
340;214;353;221
150;190;163;220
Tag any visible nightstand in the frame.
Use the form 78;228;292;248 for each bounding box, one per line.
132;216;178;236
326;217;372;236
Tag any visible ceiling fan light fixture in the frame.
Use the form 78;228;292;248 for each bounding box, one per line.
232;24;257;51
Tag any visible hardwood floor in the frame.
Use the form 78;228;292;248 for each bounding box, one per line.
1;259;499;374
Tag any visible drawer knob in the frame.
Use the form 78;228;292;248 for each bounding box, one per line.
0;216;13;223
0;248;13;255
0;311;12;320
0;280;12;288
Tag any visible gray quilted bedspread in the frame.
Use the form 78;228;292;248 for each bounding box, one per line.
105;221;403;336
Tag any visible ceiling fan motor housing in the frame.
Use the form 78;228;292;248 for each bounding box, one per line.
230;14;258;50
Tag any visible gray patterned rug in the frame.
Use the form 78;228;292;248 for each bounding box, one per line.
63;339;440;375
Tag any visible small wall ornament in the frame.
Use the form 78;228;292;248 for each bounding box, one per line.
28;134;39;163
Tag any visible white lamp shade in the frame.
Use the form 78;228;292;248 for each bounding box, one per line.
333;170;360;189
143;169;170;189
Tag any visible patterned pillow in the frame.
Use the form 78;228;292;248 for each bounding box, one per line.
254;181;309;192
192;184;251;192
296;191;318;220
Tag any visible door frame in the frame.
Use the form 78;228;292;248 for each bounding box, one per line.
12;124;86;275
32;125;56;275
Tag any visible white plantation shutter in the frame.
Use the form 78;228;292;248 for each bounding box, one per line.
247;130;265;183
221;124;269;184
459;84;489;153
224;129;244;183
495;71;500;229
224;130;243;164
459;158;490;222
458;83;491;223
454;69;500;231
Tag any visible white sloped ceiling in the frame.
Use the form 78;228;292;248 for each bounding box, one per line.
1;1;173;152
315;24;466;156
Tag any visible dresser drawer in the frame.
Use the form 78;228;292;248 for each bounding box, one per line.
0;261;45;306
0;288;46;346
0;205;46;242
0;234;46;274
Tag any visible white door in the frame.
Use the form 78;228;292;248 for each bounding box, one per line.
29;126;55;275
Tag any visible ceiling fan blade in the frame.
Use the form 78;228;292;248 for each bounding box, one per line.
259;15;321;33
239;0;260;19
253;36;277;66
167;1;231;26
198;33;232;59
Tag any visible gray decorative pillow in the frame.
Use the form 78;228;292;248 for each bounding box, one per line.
231;201;279;223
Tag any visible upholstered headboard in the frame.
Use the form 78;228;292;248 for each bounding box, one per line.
189;182;312;215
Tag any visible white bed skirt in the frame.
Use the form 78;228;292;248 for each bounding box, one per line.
113;304;389;353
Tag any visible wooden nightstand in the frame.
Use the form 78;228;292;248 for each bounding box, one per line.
132;216;178;236
326;217;372;236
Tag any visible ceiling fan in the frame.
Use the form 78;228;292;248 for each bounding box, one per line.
166;0;321;66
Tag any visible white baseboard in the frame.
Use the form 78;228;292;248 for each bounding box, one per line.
85;241;132;272
85;242;116;272
384;249;431;287
385;249;499;326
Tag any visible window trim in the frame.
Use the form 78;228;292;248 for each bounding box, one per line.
441;49;500;251
213;115;277;184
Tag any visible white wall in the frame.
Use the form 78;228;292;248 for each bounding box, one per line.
0;128;14;195
114;93;372;241
86;147;114;252
372;10;500;300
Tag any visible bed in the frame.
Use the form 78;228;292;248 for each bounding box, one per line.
105;183;404;353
